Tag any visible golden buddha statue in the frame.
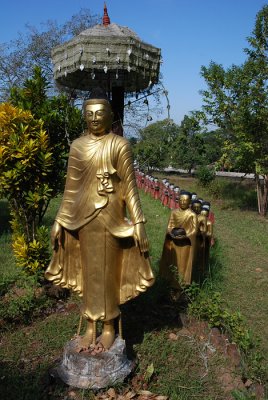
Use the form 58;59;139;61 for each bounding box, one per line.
159;191;198;289
45;92;154;353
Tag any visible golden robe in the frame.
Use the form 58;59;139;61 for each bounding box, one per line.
45;132;154;321
192;214;207;283
159;208;198;286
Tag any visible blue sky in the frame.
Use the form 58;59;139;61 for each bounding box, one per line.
0;0;267;124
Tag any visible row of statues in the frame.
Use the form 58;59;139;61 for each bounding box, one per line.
45;93;214;359
135;171;214;289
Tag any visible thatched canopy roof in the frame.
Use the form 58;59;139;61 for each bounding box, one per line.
51;20;161;93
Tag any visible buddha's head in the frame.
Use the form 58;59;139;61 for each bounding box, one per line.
83;96;113;136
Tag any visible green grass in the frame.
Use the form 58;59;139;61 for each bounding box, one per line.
0;177;268;399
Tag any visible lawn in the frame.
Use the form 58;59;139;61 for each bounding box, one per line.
0;175;267;399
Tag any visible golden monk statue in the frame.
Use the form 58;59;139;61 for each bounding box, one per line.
45;92;154;353
159;191;198;290
191;199;207;282
200;206;213;271
191;199;202;216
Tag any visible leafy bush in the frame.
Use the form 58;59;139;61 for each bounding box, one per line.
196;165;215;187
0;275;53;324
185;285;266;381
0;103;52;239
12;226;50;276
186;287;253;352
0;68;83;277
207;179;226;198
0;275;16;296
0;103;53;275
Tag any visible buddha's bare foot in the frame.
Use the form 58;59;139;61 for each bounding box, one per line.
75;323;93;352
90;342;106;356
98;324;115;350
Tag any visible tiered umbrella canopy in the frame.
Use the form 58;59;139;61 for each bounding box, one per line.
51;4;161;134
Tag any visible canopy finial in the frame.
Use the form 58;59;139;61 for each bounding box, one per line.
103;2;111;26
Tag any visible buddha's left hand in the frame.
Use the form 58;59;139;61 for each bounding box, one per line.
134;222;149;253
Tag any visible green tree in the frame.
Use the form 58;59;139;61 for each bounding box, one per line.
202;129;225;167
200;6;268;216
133;119;179;171
0;9;100;100
171;113;206;174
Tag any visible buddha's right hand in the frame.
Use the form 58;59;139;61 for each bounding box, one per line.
51;221;63;249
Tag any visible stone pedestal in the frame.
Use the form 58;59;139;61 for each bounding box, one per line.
54;336;134;389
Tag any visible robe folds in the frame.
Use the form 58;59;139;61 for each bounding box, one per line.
45;132;154;321
159;208;198;286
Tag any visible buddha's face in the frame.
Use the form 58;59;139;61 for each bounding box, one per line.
192;202;202;215
179;194;191;210
84;102;113;136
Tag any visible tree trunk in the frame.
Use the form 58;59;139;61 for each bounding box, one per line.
256;174;268;217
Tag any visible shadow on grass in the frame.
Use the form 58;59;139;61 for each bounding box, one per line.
0;200;11;235
121;274;185;359
0;360;68;400
205;240;225;287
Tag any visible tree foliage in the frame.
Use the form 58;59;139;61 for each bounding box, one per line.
0;9;100;100
133;112;223;173
200;5;268;216
133;119;179;171
171;113;207;173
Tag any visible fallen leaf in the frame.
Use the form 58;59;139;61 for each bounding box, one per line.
168;333;178;341
68;391;77;398
125;391;136;399
144;363;154;382
107;388;117;398
244;379;253;388
255;268;263;272
138;390;154;396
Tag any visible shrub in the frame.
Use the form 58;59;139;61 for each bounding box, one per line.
186;287;253;352
0;103;52;239
0;68;83;277
0;103;52;275
0;275;53;324
196;165;215;187
185;285;266;381
12;226;50;276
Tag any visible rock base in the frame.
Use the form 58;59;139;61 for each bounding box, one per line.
53;336;134;389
